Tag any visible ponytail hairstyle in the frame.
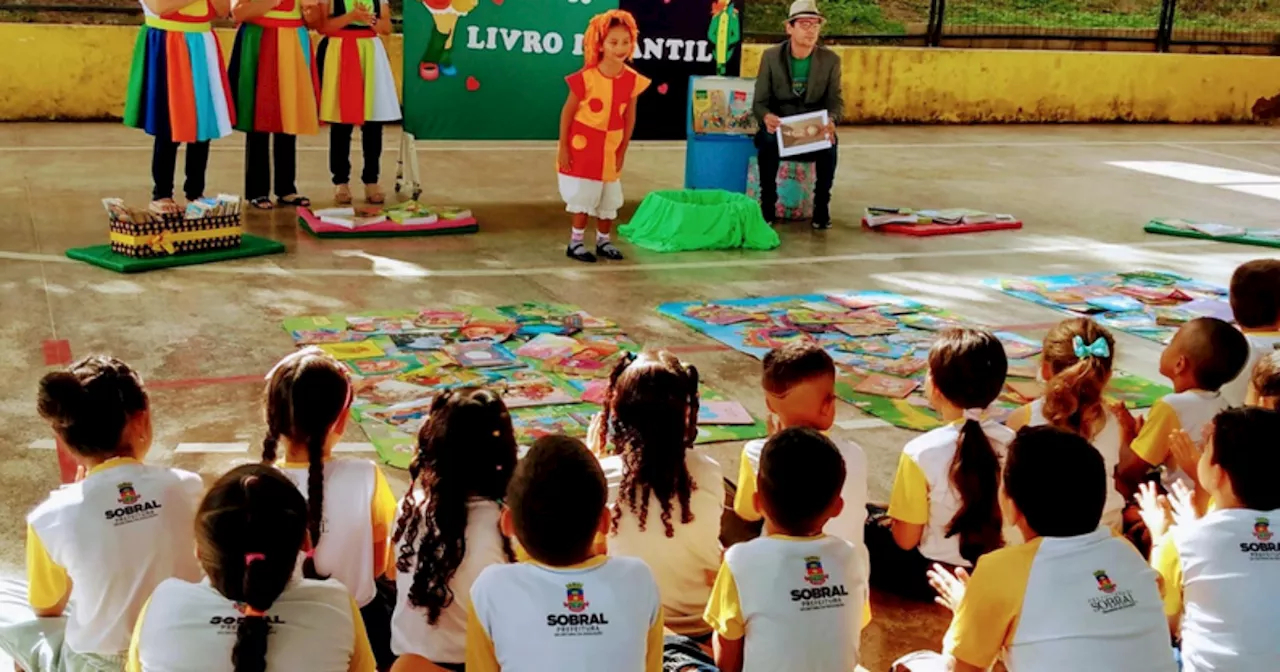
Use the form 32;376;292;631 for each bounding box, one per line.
1040;318;1115;441
927;328;1009;565
582;9;638;68
393;388;517;625
603;350;701;538
261;348;351;579
37;355;149;461
197;463;309;672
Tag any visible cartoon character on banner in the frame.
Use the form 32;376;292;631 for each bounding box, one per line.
709;0;741;76
420;0;480;80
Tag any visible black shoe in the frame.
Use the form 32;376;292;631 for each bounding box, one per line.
760;202;778;225
596;241;625;260
811;219;832;230
566;243;597;263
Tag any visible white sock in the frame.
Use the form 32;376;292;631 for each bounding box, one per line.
596;232;611;244
571;228;585;245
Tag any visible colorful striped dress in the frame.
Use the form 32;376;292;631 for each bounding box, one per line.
123;0;236;144
315;0;401;125
227;0;321;135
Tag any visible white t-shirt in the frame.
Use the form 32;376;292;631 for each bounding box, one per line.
704;534;866;672
1027;399;1125;525
278;458;395;607
390;496;508;665
736;436;869;550
945;529;1175;672
1131;390;1230;488
26;457;204;654
1221;332;1280;407
127;577;375;672
1154;508;1280;672
466;556;663;672
887;420;1017;567
601;448;724;636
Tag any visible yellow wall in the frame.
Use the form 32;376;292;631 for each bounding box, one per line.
1;23;1276;124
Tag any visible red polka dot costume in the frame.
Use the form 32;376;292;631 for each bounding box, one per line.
557;65;650;220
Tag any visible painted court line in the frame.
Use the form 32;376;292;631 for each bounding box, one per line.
174;442;251;454
28;439;56;450
835;418;892;430
334;443;376;453
0;238;1211;279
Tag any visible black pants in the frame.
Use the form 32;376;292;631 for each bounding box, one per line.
864;514;961;603
152;137;210;201
755;130;838;222
330;123;383;186
359;577;397;670
245;131;298;201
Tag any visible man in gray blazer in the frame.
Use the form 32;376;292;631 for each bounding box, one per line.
753;0;842;229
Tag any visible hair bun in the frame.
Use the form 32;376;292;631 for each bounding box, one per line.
37;371;87;428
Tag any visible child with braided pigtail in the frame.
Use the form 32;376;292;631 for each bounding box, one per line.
128;463;376;671
592;350;725;640
388;388;517;672
261;348;399;669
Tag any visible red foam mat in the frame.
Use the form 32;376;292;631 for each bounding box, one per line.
862;219;1023;237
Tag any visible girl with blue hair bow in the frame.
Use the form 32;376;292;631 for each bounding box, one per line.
1007;318;1127;531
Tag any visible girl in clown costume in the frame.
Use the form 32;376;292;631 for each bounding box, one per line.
123;0;236;214
228;0;324;210
314;0;400;205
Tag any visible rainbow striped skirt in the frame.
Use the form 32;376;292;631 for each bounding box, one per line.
123;26;235;144
316;31;401;126
228;23;321;136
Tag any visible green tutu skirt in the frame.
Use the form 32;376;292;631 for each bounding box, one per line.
619;190;780;252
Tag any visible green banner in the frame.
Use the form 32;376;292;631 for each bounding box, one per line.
403;0;613;140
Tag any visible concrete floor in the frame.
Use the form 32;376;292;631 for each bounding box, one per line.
3;122;1280;668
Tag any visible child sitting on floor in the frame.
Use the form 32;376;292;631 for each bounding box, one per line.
0;356;205;672
734;342;869;555
262;348;399;669
1117;318;1249;496
558;9;650;263
127;463;376;671
867;327;1013;602
1138;407;1280;672
1221;259;1280;406
390;389;517;672
594;350;724;640
1248;350;1280;409
1007;318;1127;530
466;436;663;672
704;427;867;672
918;426;1175;672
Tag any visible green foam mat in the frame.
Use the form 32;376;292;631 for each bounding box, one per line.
1145;219;1280;249
66;234;286;273
298;215;479;239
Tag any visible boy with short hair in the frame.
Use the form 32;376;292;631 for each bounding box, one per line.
931;426;1175;672
466;436;663;672
1248;350;1280;409
705;427;867;672
1222;259;1280;406
1118;317;1249;492
1141;407;1280;672
734;342;868;551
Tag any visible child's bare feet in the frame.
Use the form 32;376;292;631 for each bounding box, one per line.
334;184;352;205
364;183;385;204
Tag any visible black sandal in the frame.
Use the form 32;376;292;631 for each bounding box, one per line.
249;197;274;210
277;194;311;208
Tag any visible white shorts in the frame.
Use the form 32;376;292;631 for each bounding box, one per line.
558;175;624;220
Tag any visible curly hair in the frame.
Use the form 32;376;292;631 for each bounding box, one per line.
1040;318;1115;441
393;388;517;625
583;9;638;68
260;348;351;580
603;350;700;538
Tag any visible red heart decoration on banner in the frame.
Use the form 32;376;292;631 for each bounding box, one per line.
466;76;481;91
657;83;669;94
492;0;504;4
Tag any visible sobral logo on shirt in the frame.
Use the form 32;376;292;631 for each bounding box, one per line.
791;556;848;612
548;582;607;637
1089;570;1137;614
105;482;162;526
210;605;285;635
1242;517;1280;560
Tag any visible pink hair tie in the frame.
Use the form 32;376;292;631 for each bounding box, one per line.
245;553;266;565
305;549;316;559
